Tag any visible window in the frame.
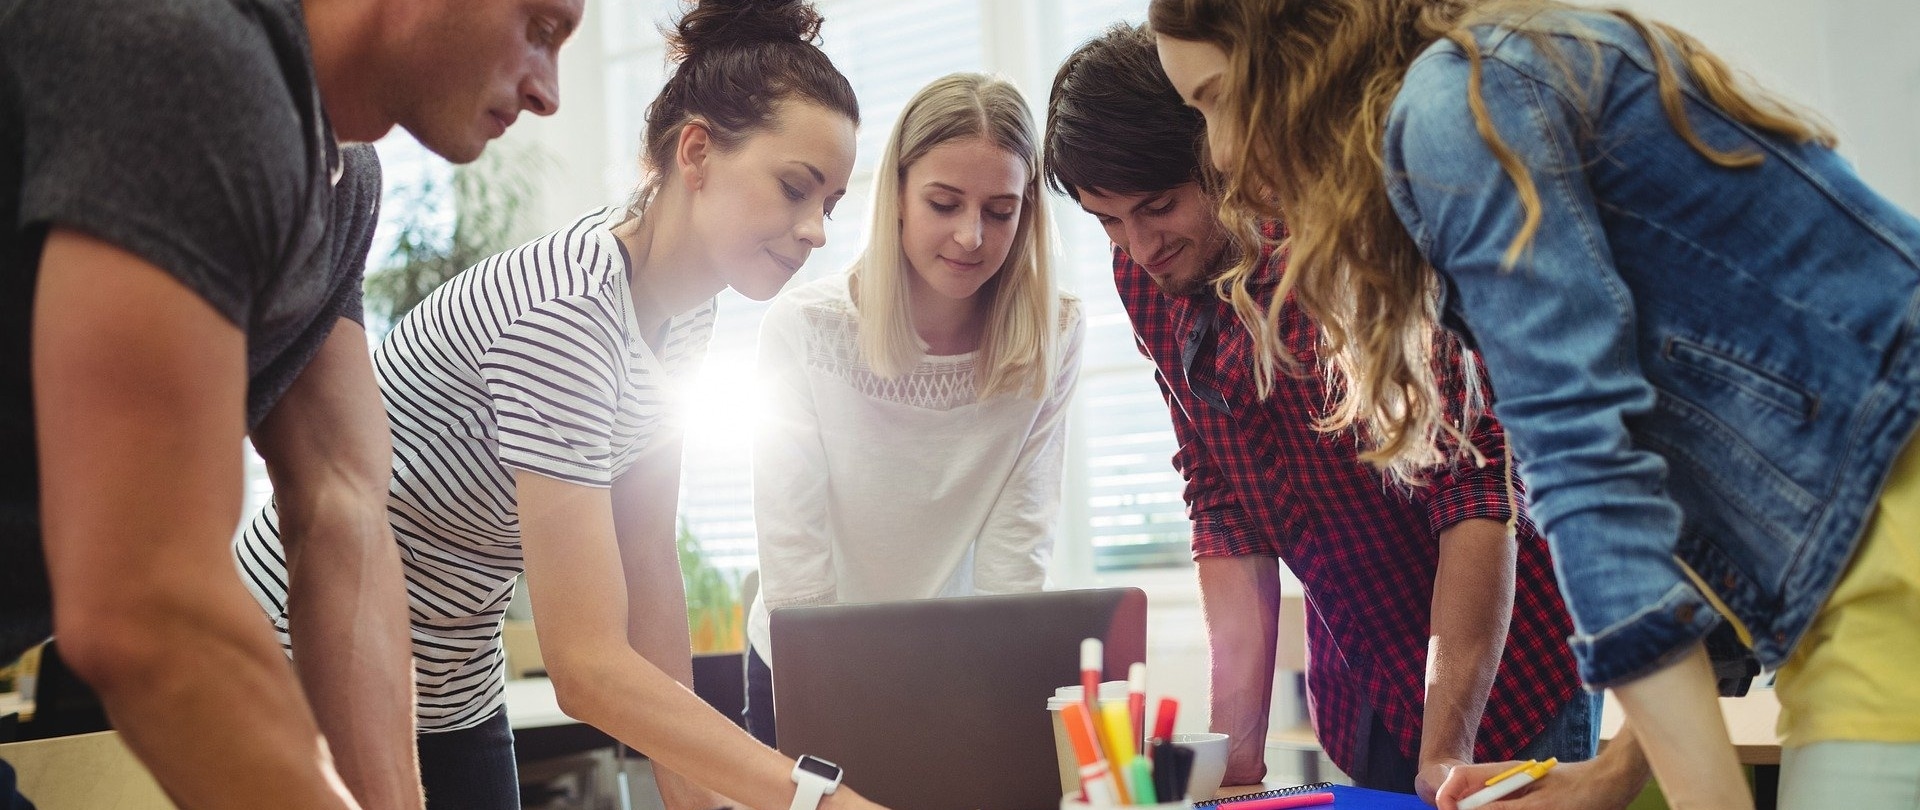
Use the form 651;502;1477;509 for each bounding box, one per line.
593;0;1190;583
241;1;1196;582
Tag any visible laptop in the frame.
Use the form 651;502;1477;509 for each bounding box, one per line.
771;588;1147;810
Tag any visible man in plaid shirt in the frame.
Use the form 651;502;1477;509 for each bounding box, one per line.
1044;25;1602;803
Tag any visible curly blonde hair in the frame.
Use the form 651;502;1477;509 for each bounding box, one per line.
1148;0;1833;481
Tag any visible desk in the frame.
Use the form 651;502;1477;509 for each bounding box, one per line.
1213;783;1426;808
0;731;172;809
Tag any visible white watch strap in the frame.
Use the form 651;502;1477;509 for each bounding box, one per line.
788;777;828;810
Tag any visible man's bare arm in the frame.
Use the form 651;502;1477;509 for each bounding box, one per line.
1416;517;1516;803
35;228;358;809
254;318;422;810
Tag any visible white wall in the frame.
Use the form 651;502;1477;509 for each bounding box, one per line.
1598;0;1920;213
505;0;624;243
522;1;1920;224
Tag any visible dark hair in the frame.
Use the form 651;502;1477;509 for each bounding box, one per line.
1043;23;1206;202
631;0;860;213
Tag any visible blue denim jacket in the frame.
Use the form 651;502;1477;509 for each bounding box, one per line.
1383;11;1920;688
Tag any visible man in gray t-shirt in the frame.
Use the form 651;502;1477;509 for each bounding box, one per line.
0;0;581;806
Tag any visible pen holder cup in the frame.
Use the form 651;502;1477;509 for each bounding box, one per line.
1061;798;1193;809
1047;681;1132;795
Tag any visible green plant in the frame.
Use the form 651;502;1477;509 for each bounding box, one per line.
363;140;551;332
678;518;744;654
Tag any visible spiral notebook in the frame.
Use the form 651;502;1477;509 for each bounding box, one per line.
1193;782;1337;807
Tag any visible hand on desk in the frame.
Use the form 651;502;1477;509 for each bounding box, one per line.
1416;757;1468;805
1432;757;1641;810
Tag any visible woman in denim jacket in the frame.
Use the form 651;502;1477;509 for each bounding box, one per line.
1149;2;1920;809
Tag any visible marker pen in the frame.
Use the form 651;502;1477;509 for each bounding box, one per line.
1152;696;1178;742
1081;638;1103;719
1457;758;1558;810
1213;791;1335;809
1128;662;1148;755
1098;700;1138;804
1062;701;1120;804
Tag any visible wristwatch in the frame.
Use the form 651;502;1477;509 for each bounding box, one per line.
788;754;843;810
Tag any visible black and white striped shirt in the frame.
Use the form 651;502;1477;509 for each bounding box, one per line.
234;207;714;732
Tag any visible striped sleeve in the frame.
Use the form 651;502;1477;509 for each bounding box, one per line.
480;295;627;487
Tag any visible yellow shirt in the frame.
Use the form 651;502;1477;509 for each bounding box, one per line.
1775;433;1920;745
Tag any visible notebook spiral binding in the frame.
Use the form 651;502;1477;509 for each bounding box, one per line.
1192;782;1337;807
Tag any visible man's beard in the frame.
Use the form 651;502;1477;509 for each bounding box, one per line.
1154;237;1237;298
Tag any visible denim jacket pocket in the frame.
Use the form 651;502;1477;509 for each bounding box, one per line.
1662;336;1820;422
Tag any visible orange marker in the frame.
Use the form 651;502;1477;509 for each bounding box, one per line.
1061;702;1121;804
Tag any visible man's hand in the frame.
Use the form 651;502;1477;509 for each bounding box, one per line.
1435;756;1640;810
1435;720;1652;810
1416;756;1469;805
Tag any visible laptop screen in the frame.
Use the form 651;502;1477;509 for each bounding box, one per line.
771;588;1148;810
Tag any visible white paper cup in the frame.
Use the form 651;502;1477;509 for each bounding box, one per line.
1046;681;1131;795
1172;732;1230;800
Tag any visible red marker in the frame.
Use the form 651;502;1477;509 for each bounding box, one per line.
1153;696;1179;741
1080;638;1102;718
1128;662;1148;755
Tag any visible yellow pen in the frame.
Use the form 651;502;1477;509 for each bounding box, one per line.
1457;758;1557;810
1097;701;1137;803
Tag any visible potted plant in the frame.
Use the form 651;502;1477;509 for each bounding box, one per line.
363;139;549;331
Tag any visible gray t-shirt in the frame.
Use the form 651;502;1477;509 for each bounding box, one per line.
0;0;382;663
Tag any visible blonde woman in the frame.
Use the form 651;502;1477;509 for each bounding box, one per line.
1150;2;1920;809
744;73;1085;745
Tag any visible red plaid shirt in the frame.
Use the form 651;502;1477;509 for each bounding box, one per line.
1114;242;1581;773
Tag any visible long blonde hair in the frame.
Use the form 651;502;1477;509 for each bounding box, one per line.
1148;0;1834;481
854;72;1061;399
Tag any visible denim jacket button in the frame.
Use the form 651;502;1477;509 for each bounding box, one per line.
1674;604;1698;624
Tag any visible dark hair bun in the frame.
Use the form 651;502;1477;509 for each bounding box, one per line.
669;0;824;62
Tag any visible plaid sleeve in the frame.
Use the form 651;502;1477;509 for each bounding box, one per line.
1151;367;1271;558
1425;347;1526;536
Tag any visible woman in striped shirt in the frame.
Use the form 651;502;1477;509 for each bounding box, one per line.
234;1;890;808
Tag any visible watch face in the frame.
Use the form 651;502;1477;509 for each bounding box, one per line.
796;755;842;782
